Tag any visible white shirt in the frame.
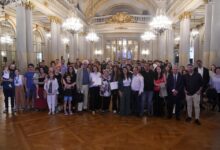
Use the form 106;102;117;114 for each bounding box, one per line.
14;75;23;86
89;72;101;87
198;67;204;78
123;78;131;87
131;73;144;94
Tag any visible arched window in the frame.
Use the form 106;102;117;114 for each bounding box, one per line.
33;30;45;64
0;19;16;70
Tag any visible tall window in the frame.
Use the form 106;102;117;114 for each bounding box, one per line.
33;30;45;64
0;20;16;71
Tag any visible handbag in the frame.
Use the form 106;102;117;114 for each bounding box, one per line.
159;83;168;98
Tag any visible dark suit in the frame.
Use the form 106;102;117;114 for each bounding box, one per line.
167;73;184;119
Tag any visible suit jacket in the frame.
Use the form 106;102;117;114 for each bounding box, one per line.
194;67;210;90
167;73;184;98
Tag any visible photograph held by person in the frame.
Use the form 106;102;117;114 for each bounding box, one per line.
184;64;203;125
166;65;184;120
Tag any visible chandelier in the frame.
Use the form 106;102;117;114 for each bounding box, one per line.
86;29;99;43
141;31;156;41
0;35;13;44
141;49;150;56
86;0;99;43
150;9;172;34
62;16;83;34
191;28;199;39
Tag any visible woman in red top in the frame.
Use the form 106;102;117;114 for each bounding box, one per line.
154;66;166;117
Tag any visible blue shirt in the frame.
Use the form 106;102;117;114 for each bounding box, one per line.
24;72;35;89
82;69;90;85
61;65;67;75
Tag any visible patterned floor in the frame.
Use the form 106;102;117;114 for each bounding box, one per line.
0;94;220;150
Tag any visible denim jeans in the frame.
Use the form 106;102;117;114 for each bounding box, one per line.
140;91;154;116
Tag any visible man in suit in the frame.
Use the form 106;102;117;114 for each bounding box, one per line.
194;60;210;109
76;60;90;110
167;65;184;120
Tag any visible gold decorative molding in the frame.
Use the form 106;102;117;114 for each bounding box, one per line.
106;12;135;24
179;11;192;20
203;0;208;4
48;16;62;24
25;1;35;10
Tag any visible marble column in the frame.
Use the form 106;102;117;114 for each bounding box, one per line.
158;33;166;61
69;34;75;62
16;4;27;73
166;29;174;64
193;36;200;63
49;16;61;61
210;0;220;65
203;0;213;67
25;2;34;64
179;12;191;66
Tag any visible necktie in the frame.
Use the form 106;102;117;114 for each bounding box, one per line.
48;81;52;94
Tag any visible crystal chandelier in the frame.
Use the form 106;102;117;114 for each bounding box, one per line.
191;28;199;39
62;16;83;34
141;31;156;41
0;35;13;44
141;49;150;55
86;0;99;43
86;29;99;43
150;9;172;34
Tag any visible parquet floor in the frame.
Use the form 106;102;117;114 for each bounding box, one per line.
0;93;220;150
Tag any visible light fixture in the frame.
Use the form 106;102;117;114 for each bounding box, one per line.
141;49;150;55
0;35;13;44
150;9;172;34
86;0;99;43
174;36;180;42
62;38;70;44
141;31;156;41
62;16;83;34
1;51;6;57
46;32;51;38
191;28;199;39
86;29;99;43
94;49;102;55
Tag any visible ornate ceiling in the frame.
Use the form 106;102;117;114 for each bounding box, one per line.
0;0;206;33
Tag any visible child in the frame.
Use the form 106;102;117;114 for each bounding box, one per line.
63;75;75;115
33;67;40;99
44;72;59;115
14;69;25;111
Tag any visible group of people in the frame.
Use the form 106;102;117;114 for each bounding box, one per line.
1;58;220;126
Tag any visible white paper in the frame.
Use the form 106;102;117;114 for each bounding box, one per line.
94;78;102;86
110;81;118;90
